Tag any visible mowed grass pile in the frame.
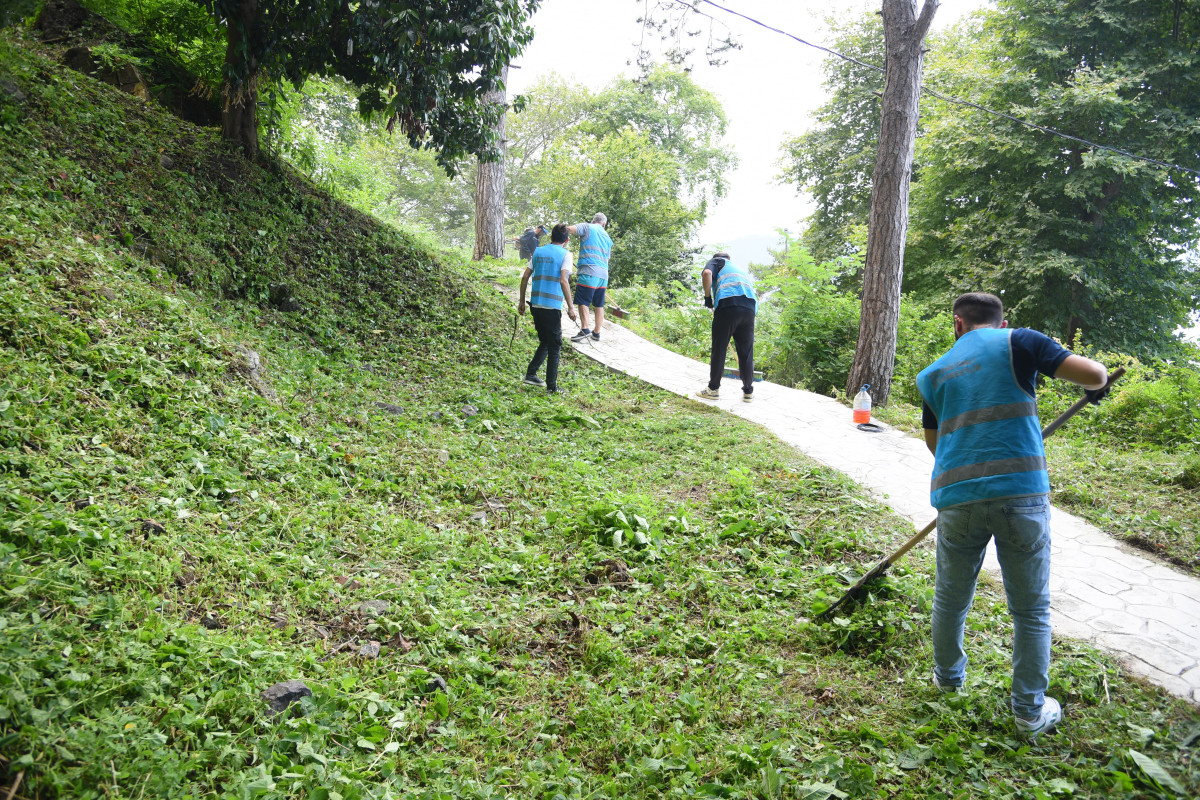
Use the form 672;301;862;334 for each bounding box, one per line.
2;31;1199;800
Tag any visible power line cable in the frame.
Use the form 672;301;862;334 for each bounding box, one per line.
672;0;1200;179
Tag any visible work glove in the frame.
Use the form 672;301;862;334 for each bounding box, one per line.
704;295;714;309
1084;385;1111;405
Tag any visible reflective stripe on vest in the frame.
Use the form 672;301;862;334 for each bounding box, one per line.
714;261;757;308
530;244;568;310
917;328;1048;509
578;225;612;275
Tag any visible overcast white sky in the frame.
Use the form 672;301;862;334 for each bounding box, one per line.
508;0;991;251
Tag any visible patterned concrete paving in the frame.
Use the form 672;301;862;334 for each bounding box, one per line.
564;318;1200;704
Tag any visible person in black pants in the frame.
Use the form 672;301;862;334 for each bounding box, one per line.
517;224;577;393
696;252;758;402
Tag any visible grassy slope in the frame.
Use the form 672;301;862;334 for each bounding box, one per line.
1;31;1198;800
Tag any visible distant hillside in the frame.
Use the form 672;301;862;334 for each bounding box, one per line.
703;232;783;268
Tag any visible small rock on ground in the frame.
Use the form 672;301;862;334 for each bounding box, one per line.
358;600;390;617
261;680;311;714
374;402;404;416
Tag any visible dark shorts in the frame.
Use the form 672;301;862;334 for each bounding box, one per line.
573;284;606;308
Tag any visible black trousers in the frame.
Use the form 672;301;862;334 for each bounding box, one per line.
709;305;756;393
527;306;563;390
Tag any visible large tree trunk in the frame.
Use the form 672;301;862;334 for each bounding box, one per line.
221;0;260;159
846;0;938;405
473;64;508;260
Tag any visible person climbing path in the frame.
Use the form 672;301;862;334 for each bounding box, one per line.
561;311;1200;705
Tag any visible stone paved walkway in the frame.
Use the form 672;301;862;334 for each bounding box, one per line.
566;318;1200;704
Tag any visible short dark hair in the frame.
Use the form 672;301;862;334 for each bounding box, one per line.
551;223;569;244
713;251;731;260
953;292;1004;328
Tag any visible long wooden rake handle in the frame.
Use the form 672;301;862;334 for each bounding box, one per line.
816;366;1125;620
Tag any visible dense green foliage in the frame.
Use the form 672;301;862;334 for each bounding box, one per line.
1;0;40;28
210;0;540;161
266;78;478;244
908;0;1200;354
781;1;1200;357
80;0;225;89
581;64;734;211
278;68;735;287
3;29;1200;800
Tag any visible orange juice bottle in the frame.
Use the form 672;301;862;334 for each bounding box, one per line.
852;384;872;424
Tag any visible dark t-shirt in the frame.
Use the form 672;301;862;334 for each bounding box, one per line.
518;230;541;260
922;328;1072;429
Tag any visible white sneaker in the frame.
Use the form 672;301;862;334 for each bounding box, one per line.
696;387;719;400
1015;696;1062;739
932;671;959;694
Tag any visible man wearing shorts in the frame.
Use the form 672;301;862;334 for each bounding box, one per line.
566;212;613;342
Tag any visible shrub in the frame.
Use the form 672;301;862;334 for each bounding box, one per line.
1038;350;1200;450
762;288;952;402
616;282;711;361
1174;455;1200;490
1088;361;1200;447
768;288;860;396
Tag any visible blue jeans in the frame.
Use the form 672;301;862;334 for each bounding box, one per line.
932;495;1052;719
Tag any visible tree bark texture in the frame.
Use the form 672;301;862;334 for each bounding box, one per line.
473;65;508;260
221;0;260;159
846;0;938;405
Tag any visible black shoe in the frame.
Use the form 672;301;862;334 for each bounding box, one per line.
523;375;545;387
547;387;566;396
590;332;600;341
570;329;591;342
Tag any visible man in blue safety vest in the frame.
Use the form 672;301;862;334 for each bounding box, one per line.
918;292;1108;739
696;252;758;402
518;223;577;393
566;213;613;343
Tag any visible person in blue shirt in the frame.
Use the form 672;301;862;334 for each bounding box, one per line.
696;252;758;402
566;213;613;342
517;223;577;393
918;292;1108;739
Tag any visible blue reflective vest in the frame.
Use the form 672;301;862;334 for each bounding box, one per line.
530;244;569;310
577;224;613;278
713;260;757;310
917;328;1048;509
